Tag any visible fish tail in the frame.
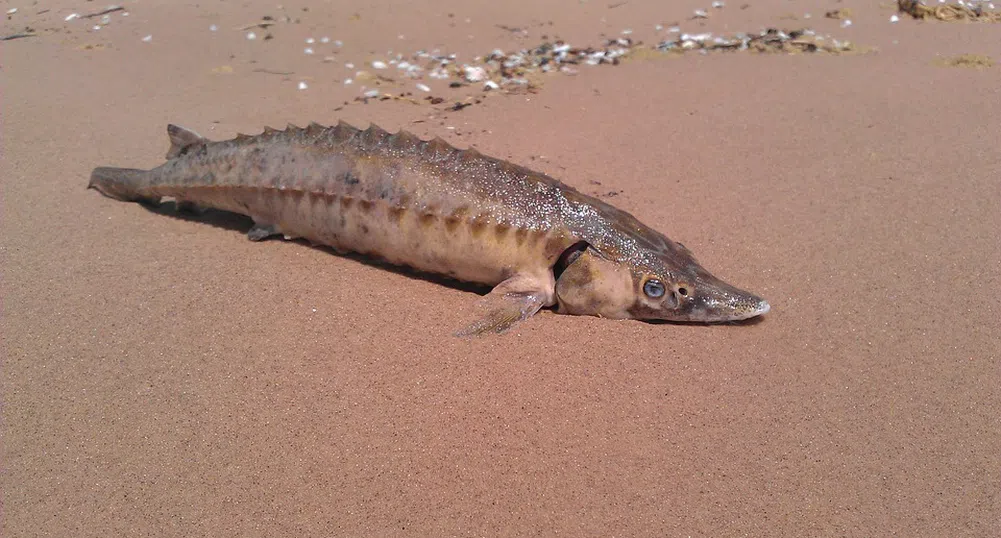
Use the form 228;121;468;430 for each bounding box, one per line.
88;167;161;205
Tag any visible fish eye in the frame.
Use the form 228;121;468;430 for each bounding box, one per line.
677;286;689;297
643;279;665;299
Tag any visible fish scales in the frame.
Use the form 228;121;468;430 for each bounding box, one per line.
156;122;574;285
89;121;770;334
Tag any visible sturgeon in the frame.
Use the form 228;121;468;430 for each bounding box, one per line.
88;121;770;335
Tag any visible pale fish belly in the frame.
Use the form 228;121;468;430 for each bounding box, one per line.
180;185;563;286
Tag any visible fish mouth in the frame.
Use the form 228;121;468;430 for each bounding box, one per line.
671;297;771;324
726;298;770;321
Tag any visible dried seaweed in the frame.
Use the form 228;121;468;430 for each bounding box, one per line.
897;0;1001;21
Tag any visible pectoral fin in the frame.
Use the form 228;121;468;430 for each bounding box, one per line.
455;273;554;337
247;222;281;241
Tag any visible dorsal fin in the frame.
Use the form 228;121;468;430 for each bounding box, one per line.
262;126;279;135
234;133;253;142
166;124;208;159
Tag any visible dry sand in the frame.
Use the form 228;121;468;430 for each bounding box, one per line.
3;0;1000;536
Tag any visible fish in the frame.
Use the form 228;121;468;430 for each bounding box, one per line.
88;121;770;335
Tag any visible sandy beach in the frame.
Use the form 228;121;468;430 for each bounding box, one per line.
3;0;1000;536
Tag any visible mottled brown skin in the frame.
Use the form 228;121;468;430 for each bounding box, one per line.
89;121;769;334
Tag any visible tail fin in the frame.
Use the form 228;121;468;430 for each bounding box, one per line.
88;167;160;205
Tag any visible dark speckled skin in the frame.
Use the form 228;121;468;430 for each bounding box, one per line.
88;121;769;328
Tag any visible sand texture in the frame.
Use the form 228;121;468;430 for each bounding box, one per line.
3;0;1000;536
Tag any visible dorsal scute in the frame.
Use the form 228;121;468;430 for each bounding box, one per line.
389;130;422;152
459;147;482;161
425;136;454;158
329;120;359;144
306;122;326;136
362;123;390;144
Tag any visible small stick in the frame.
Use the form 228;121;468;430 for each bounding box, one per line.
237;21;276;31
252;68;294;75
1;32;36;41
81;6;125;19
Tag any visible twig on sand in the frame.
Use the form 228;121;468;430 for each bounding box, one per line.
1;32;36;41
81;6;125;19
237;21;276;31
253;68;294;75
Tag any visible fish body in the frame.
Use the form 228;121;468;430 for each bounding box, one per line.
89;121;769;334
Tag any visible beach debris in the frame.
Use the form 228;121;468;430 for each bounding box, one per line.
890;14;901;22
298;81;309;90
897;0;1001;21
81;5;124;19
416;83;431;92
657;28;858;53
934;53;994;68
712;1;726;8
246;32;257;40
372;60;388;69
841;19;853;27
304;47;314;54
210;24;218;31
693;9;710;18
64;13;80;21
141;34;152;43
7;8;17;15
1;31;36;41
825;8;853;19
238;20;276;31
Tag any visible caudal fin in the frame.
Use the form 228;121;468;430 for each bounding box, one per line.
88;167;160;205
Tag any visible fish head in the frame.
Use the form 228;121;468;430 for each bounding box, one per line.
554;241;770;323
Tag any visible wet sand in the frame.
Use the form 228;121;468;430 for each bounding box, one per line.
3;1;1000;536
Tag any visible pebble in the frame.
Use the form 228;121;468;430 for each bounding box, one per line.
372;60;387;69
246;32;257;40
416;83;431;92
209;24;218;31
890;14;900;22
298;81;308;90
142;34;152;42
